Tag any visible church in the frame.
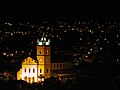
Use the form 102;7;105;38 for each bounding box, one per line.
17;37;75;83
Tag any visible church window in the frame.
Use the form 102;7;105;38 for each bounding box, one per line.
32;77;35;83
46;69;48;73
46;59;48;62
24;76;27;81
60;64;62;68
40;50;42;54
33;69;34;73
29;68;30;73
57;64;59;68
46;50;48;55
63;64;65;68
40;69;42;73
24;68;26;73
54;64;55;68
28;77;31;83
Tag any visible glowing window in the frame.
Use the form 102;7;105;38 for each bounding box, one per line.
28;77;31;83
24;76;27;81
32;77;35;82
46;50;48;55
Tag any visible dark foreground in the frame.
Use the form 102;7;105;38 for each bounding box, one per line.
0;63;119;90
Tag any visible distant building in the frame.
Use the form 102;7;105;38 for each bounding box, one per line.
17;37;75;83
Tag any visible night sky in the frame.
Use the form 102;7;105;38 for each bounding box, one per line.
0;0;120;20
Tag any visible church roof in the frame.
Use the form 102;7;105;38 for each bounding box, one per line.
22;57;38;64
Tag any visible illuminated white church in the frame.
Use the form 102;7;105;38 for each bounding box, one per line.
17;37;74;83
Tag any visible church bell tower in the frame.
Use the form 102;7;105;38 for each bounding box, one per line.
36;37;51;79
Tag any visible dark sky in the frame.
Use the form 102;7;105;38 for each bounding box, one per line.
0;0;120;20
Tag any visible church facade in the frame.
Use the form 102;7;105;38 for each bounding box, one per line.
17;37;73;83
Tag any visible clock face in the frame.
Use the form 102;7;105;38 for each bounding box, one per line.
40;59;42;62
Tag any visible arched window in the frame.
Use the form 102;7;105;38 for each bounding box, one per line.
24;68;26;73
24;76;27;81
33;69;35;73
57;64;59;68
60;64;62;68
63;64;65;68
32;77;35;83
54;64;55;68
46;69;48;73
40;69;42;73
51;65;52;68
40;50;42;54
29;68;30;73
28;77;31;83
46;50;48;55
